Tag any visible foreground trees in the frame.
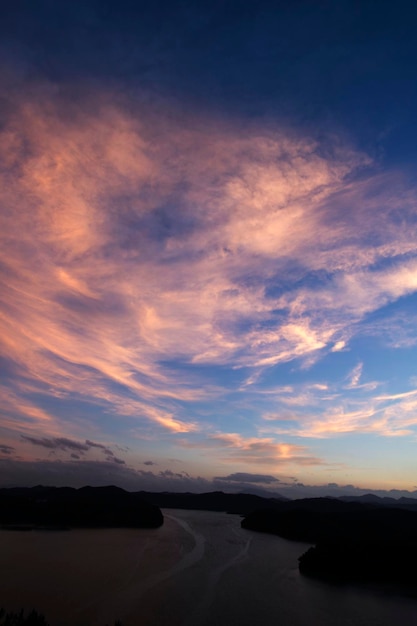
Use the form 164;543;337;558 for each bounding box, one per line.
0;609;122;626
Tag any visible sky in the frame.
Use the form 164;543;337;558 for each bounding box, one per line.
1;0;417;498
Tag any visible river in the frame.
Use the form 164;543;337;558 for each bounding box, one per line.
1;509;416;626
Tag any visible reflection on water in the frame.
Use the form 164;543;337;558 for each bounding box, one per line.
1;509;416;626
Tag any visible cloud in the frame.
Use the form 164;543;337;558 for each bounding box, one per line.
0;455;285;493
281;481;417;500
0;456;213;492
215;472;280;484
111;457;125;465
346;363;363;388
85;440;107;449
86;439;114;458
0;458;146;490
20;435;127;463
1;88;417;471
359;309;417;349
0;456;416;501
21;436;90;453
261;376;417;439
180;432;324;467
0;444;15;455
331;340;346;352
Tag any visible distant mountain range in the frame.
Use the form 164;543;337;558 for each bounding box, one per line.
339;493;417;507
1;486;417;529
137;489;417;513
136;489;289;513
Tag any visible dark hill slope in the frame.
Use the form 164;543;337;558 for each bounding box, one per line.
136;490;288;514
241;498;417;584
0;485;163;528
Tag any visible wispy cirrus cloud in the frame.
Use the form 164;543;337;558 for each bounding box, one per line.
179;431;324;467
261;372;417;440
2;87;417;479
346;363;363;388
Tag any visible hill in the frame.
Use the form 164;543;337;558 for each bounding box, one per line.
241;497;417;584
0;485;163;529
136;490;288;514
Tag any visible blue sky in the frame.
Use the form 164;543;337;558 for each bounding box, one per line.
1;0;417;497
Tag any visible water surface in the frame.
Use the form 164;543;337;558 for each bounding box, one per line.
1;509;416;626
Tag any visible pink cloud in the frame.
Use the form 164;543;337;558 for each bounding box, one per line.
179;431;324;467
1;91;417;456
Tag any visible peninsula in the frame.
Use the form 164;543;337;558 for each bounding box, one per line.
241;497;417;584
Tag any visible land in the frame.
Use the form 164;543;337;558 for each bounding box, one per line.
240;497;417;584
2;485;417;586
0;485;163;529
136;489;288;513
0;487;289;530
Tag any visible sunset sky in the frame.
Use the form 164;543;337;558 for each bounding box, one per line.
1;0;417;498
